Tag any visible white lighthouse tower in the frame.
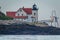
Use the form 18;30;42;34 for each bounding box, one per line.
32;4;38;23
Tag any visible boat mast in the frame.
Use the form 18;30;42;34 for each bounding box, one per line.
52;10;59;27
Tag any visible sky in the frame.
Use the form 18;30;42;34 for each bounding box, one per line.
0;0;60;27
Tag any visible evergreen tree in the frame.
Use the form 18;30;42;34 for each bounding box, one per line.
0;11;13;20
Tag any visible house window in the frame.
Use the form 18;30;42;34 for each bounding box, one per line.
27;16;28;18
24;19;26;20
18;14;19;16
22;14;23;16
35;19;36;21
32;19;33;22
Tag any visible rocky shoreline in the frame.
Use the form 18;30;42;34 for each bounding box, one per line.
0;24;60;35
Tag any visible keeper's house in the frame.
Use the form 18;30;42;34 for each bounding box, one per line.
6;4;38;22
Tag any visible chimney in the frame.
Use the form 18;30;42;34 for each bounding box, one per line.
23;6;24;8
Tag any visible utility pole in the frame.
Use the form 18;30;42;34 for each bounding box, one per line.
50;10;54;26
0;6;1;12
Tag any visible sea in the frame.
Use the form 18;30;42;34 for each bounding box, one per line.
0;35;60;40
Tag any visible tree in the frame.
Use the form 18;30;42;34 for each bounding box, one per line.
0;11;13;20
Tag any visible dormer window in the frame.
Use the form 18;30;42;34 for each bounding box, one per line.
20;9;22;12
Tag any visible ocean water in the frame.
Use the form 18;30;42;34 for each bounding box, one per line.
0;35;60;40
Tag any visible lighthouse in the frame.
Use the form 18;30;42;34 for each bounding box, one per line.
32;4;38;22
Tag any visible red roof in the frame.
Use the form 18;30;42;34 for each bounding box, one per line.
6;12;27;19
23;8;32;14
6;12;16;18
6;8;32;18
